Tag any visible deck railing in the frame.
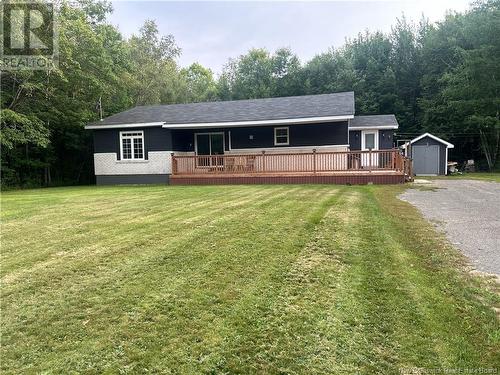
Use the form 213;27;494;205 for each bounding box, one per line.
172;149;409;176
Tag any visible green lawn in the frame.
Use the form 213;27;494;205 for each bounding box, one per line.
429;172;500;183
1;185;499;374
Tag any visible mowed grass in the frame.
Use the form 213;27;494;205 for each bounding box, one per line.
1;185;499;374
429;172;500;183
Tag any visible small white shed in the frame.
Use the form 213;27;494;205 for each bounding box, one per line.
403;133;454;176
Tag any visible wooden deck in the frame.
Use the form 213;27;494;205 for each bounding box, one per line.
170;149;412;185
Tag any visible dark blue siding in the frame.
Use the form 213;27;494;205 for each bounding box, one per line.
230;122;348;149
93;127;172;160
94;122;350;156
171;122;348;152
379;130;394;149
349;131;361;150
93;129;120;155
348;130;394;150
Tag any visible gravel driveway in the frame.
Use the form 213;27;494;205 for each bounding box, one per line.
400;179;500;275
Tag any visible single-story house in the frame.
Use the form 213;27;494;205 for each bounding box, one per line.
85;92;410;185
402;133;454;176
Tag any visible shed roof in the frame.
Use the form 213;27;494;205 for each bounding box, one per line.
349;115;399;129
403;133;454;148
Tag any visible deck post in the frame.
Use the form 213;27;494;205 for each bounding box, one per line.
369;148;372;173
262;150;266;173
313;149;317;174
171;153;176;174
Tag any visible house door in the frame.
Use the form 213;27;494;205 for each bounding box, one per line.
195;133;224;166
361;130;379;167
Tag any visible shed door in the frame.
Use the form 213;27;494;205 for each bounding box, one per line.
413;145;439;175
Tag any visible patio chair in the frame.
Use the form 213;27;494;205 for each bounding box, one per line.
224;157;235;172
245;155;257;172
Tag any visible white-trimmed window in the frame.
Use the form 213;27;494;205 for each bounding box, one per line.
120;131;144;160
274;127;289;146
361;130;378;151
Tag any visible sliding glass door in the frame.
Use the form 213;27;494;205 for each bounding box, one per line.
195;133;224;166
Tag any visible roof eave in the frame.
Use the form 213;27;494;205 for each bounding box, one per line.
348;125;398;130
161;115;354;129
85;122;165;130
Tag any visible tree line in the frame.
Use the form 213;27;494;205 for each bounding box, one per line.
1;0;499;187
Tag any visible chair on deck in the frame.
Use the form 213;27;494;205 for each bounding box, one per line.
225;157;235;172
245;156;257;172
349;154;361;170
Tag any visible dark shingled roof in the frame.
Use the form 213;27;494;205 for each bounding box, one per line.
90;92;355;126
349;115;399;128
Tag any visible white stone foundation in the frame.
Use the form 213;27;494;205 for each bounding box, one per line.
94;151;172;175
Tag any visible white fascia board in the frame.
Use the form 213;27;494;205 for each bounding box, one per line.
85;122;165;130
445;148;448;175
161;115;354;129
348;125;398;130
408;132;454;148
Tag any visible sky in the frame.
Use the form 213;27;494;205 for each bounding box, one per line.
108;1;471;75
